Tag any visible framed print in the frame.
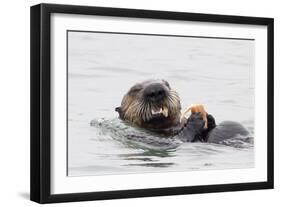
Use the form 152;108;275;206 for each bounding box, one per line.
30;3;274;203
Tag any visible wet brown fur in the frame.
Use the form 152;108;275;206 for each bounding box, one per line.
116;80;182;129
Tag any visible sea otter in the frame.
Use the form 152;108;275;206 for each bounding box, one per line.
115;79;250;144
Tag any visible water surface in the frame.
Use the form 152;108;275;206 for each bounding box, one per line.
67;31;255;176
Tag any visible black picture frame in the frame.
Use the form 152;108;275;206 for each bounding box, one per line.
30;3;274;204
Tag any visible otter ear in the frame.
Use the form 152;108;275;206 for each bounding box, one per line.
115;107;124;119
162;79;170;89
115;107;122;115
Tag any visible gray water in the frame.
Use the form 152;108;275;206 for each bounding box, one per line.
67;31;255;176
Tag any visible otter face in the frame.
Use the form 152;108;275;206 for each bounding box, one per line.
115;80;181;130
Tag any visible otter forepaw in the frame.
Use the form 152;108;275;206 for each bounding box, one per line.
181;104;208;129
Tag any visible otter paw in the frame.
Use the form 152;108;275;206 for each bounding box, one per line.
181;104;208;129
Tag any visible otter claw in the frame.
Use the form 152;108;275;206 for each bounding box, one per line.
181;104;208;129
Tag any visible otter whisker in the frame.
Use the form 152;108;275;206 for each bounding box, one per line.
140;101;147;121
137;100;144;116
147;103;152;120
138;102;142;119
169;94;179;103
167;96;177;109
166;93;181;117
141;102;148;121
145;103;151;121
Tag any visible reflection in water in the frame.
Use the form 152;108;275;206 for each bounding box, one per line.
67;32;255;176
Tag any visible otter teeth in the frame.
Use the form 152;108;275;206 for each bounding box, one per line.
151;107;169;117
163;107;169;117
151;108;162;115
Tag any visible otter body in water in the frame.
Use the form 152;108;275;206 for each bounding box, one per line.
115;79;251;145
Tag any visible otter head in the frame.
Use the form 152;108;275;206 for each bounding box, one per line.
115;80;181;130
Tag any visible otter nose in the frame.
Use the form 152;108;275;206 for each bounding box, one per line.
144;83;166;102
